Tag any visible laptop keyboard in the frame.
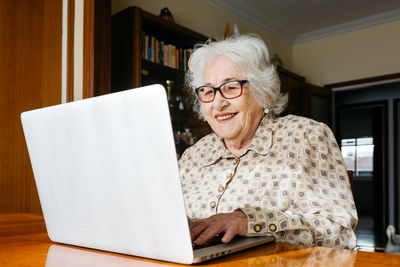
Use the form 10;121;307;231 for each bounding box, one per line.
192;234;244;250
192;234;224;250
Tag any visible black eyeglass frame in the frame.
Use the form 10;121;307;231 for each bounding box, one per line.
195;79;249;103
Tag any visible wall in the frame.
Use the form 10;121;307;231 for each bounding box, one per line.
293;21;400;86
74;0;84;101
112;0;293;70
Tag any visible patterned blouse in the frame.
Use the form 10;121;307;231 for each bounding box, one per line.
178;114;358;249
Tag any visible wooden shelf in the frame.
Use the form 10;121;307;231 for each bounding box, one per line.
111;7;211;157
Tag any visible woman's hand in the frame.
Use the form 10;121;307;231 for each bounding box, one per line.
189;210;248;245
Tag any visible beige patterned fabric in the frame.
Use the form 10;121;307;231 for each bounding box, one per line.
178;114;358;249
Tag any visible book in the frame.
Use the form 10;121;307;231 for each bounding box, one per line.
142;32;194;71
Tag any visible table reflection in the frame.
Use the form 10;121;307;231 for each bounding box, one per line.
247;245;357;267
45;245;171;267
46;242;357;267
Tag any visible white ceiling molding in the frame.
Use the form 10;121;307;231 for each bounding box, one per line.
207;0;400;45
295;8;400;44
206;0;297;43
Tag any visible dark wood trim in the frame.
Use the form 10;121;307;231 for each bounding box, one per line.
325;73;400;89
83;0;95;98
336;100;389;245
379;100;389;245
93;0;111;96
83;0;111;98
277;66;306;82
394;98;400;232
132;7;142;88
67;0;75;102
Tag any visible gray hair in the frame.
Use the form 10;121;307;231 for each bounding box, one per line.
185;34;287;120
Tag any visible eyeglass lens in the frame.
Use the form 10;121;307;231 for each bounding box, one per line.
197;81;243;102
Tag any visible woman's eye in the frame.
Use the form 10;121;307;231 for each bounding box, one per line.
204;89;214;95
224;85;239;91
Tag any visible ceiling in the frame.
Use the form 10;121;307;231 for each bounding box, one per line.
206;0;400;44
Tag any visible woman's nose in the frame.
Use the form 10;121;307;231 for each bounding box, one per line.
213;91;228;110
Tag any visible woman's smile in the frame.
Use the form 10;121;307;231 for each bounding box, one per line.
215;112;238;121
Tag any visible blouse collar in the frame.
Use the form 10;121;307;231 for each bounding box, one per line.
200;115;274;166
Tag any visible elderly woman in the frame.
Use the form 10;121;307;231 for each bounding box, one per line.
179;34;357;249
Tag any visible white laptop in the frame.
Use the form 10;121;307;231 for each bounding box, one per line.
21;84;274;264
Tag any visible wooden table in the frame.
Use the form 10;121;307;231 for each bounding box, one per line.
1;214;400;266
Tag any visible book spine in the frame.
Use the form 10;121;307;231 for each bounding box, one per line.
183;49;187;71
155;39;159;63
176;48;179;69
141;31;146;59
144;35;149;60
179;48;182;71
159;41;164;65
171;45;175;69
147;35;151;61
151;36;156;62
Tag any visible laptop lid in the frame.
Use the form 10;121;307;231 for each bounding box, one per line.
21;85;194;264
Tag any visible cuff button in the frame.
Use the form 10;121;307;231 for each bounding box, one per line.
269;223;277;232
253;224;262;232
210;201;216;208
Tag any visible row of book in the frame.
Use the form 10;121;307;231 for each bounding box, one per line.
142;32;193;71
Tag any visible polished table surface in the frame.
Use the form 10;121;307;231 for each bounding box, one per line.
1;214;400;266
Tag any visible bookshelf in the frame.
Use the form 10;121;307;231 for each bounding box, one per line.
111;7;327;156
111;7;211;156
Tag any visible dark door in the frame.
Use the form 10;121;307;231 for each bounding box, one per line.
337;101;388;249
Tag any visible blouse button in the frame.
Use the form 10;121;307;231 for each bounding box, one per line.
210;201;216;208
218;186;225;192
253;224;262;232
233;159;239;165
226;173;233;179
269;223;277;232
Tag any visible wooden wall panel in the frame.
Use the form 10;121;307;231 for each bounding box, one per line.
94;0;111;96
83;0;111;98
0;0;62;213
83;0;95;99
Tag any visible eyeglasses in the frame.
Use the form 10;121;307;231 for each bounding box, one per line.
195;80;248;103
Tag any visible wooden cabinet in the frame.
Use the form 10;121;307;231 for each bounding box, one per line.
277;68;332;127
111;7;211;156
305;83;332;127
277;67;306;117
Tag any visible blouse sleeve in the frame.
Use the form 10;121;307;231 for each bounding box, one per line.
239;122;358;248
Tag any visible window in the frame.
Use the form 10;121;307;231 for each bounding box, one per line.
341;137;374;179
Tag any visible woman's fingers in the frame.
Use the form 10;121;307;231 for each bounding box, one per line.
189;220;207;240
189;211;248;245
221;229;236;243
193;223;223;245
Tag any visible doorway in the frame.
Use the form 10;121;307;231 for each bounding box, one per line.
336;101;388;251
